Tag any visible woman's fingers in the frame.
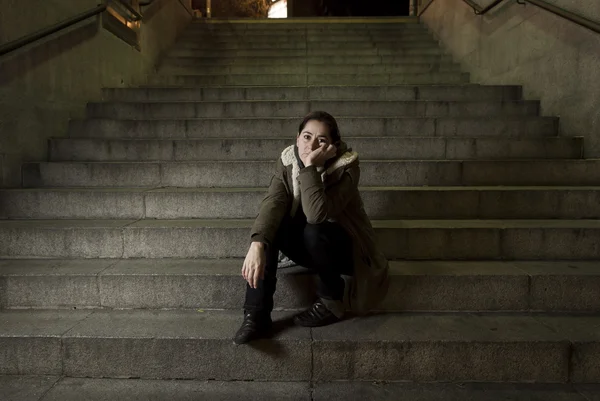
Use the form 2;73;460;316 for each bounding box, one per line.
325;145;337;159
247;267;255;289
250;262;257;288
242;259;249;279
242;246;265;288
254;266;263;288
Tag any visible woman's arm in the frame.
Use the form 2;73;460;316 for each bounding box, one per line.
250;158;291;247
298;163;360;224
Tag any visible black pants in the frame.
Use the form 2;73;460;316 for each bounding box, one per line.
244;217;354;314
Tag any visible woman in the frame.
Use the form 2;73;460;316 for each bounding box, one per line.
234;111;389;345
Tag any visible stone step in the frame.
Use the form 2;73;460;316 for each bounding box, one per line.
187;25;424;31
86;100;537;119
102;85;521;102
0;377;598;401
191;19;419;25
3;219;600;259
158;63;462;76
191;17;418;23
145;72;470;86
0;309;598;382
1;259;599;312
160;54;455;66
48;137;582;162
177;35;437;42
187;24;425;33
168;47;446;57
3;186;600;220
186;28;425;36
24;159;599;188
178;32;434;42
187;21;424;28
172;41;440;50
68;117;557;139
187;22;423;28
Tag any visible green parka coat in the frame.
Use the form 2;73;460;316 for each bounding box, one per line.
250;142;390;313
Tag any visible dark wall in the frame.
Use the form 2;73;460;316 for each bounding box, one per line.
289;0;321;17
194;0;410;18
320;0;410;16
352;0;411;16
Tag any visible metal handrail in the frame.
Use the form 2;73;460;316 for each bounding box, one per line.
526;0;600;34
463;0;504;14
0;4;107;57
111;0;143;21
0;0;151;58
419;0;600;35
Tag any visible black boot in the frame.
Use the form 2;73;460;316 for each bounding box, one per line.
233;311;272;345
293;300;342;327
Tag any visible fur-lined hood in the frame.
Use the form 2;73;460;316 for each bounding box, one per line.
280;141;358;173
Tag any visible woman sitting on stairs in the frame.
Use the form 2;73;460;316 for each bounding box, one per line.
234;111;390;344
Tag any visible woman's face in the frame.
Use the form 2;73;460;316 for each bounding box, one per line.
296;119;333;161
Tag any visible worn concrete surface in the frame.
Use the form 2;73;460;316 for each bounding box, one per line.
0;375;59;401
4;219;600;259
68;116;558;139
421;0;600;157
0;310;92;375
172;40;441;50
160;54;455;67
5;186;600;220
48;136;581;162
312;313;569;382
314;382;594;401
3;259;599;311
0;188;149;219
20;159;600;188
161;63;462;75
146;72;469;86
0;259;115;308
4;377;600;401
61;309;311;380
3;310;600;381
104;84;519;101
532;315;600;383
0;0;192;187
86;99;540;119
42;378;310;401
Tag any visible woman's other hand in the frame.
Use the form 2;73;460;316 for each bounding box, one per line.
242;242;266;289
305;143;337;167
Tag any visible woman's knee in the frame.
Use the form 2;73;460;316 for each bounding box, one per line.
303;223;329;252
303;222;348;254
303;223;353;273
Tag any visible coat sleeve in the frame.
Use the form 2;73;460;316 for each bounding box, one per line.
298;163;360;224
250;158;291;247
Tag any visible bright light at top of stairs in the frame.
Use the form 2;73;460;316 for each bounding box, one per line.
269;0;288;18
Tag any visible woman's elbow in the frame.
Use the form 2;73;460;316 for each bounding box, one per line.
305;211;328;225
306;207;339;224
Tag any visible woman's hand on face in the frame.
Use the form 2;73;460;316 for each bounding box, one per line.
242;242;265;289
305;144;337;167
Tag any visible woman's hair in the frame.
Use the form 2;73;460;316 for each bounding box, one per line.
298;111;341;145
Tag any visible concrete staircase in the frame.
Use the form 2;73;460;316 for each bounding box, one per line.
1;17;600;399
